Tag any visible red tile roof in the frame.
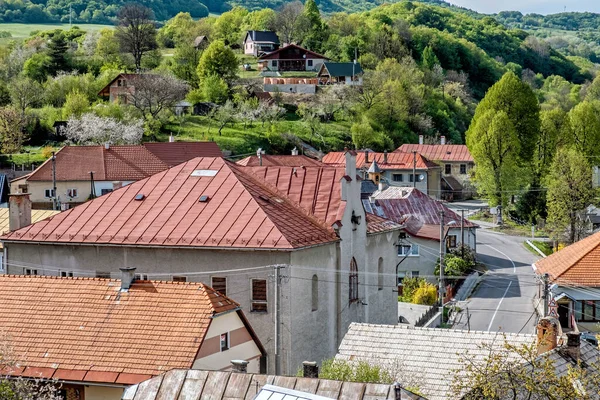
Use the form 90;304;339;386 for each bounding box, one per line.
0;275;241;383
236;155;324;167
258;44;328;60
25;142;221;182
363;187;477;241
3;158;338;249
322;152;439;170
534;231;600;286
396;144;474;162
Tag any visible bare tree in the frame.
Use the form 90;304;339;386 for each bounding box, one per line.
128;74;189;120
274;1;304;44
8;77;42;118
115;4;158;71
0;108;28;154
65;113;143;145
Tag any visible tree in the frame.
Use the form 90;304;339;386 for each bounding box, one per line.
243;9;276;31
22;53;51;82
170;43;201;87
299;0;327;52
210;100;237;135
212;7;248;47
47;31;70;75
546;147;594;244
567;101;600;158
63;90;90;119
274;1;304;45
199;74;229;104
197;40;238;84
467;110;525;207
467;71;540;162
412;281;438;305
0;108;28;154
115;4;158;71
64;113;143;144
128;74;189;120
8;77;42;118
422;45;440;69
536;108;570;176
351;118;393;151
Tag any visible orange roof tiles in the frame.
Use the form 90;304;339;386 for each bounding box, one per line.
236;155;324;167
24;142;222;182
534;231;600;286
0;275;239;382
322;152;439;170
3;158;338;250
396;144;474;162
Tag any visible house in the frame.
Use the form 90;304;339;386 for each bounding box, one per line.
244;31;280;56
122;366;427;400
258;44;328;72
193;35;209;50
9;142;222;209
1;153;402;375
362;187;478;283
397;137;475;201
533;230;600;332
322;151;441;199
317;62;363;86
98;73;140;104
0;271;265;400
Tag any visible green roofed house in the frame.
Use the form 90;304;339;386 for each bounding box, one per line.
317;62;363;86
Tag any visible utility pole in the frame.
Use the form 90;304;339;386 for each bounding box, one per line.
51;152;57;211
412;151;417;188
542;273;550;317
466;306;471;332
89;171;96;199
439;210;445;318
274;264;286;376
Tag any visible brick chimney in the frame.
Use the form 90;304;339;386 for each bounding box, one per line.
364;150;369;164
120;267;136;291
9;193;31;232
536;317;560;355
565;332;581;361
440;136;446;145
383;150;388;164
419;135;424;145
231;360;248;373
302;361;318;378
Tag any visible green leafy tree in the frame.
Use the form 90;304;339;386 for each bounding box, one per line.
171;44;201;87
412;281;438;305
188;74;229;104
567;101;600;158
422;45;440;69
536;108;570;176
0;107;28;154
213;7;248;47
8;77;43;118
47;31;70;75
351;118;393;151
158;12;197;48
242;9;276;31
467;110;525;207
546;147;594;244
467;71;540;162
197;40;238;84
299;0;327;52
63;90;90;119
23;53;51;82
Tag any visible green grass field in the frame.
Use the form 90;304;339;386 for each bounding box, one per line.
0;23;112;44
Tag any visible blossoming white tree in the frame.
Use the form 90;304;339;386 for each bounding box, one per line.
64;113;143;145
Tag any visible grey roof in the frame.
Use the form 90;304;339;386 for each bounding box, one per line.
367;160;382;173
320;62;364;77
122;369;427;400
247;30;280;44
361;180;378;198
335;323;536;400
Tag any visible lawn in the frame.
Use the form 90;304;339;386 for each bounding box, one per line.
0;23;112;44
0;145;58;167
525;240;554;257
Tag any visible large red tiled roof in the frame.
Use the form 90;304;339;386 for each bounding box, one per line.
322;152;439;170
396;144;474;162
237;155;324;167
363;187;477;241
144;142;222;165
0;275;239;382
3;158;338;249
534;231;600;286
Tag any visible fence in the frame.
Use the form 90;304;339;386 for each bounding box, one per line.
415;305;440;327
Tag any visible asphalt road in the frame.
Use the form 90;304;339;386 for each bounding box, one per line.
453;229;542;334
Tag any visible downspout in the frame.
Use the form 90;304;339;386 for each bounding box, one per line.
3;245;7;273
335;240;342;349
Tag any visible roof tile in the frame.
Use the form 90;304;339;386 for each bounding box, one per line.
396;144;474;162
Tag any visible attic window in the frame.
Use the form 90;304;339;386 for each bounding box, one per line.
199;195;210;202
134;194;145;201
191;170;218;177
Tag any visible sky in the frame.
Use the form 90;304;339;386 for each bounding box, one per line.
446;0;600;15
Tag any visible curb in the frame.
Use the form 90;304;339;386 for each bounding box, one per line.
526;240;547;258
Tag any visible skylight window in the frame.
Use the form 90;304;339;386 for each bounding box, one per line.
134;194;145;201
199;195;210;202
191;170;218;177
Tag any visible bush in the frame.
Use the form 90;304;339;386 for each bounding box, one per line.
413;281;438;305
319;359;393;384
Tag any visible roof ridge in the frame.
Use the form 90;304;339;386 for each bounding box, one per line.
27;146;68;181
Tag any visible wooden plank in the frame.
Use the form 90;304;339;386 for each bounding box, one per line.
156;370;187;400
339;382;365;400
315;380;342;398
178;370;209;400
201;371;231;400
293;377;319;394
133;375;163;400
223;372;253;399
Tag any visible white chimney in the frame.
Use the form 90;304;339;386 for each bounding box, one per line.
440;136;446;145
120;267;136;291
169;135;175;143
105;143;110;150
419;135;424;145
291;147;298;156
9;193;31;232
231;360;249;373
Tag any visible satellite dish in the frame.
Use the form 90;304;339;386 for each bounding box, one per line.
418;174;425;182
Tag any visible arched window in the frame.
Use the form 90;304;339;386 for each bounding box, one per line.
312;274;318;311
378;258;384;291
349;257;359;302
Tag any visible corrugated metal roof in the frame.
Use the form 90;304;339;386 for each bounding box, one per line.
247;30;280;43
322;152;439;170
237;155;324;167
2;158;338;250
396;144;474;162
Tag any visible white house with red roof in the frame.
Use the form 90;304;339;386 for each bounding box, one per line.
1;153;402;376
258;44;328;72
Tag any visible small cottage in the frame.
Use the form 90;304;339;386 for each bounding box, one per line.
244;31;280;56
317;62;364;85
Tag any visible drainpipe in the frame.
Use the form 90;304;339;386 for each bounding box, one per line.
335;241;342;349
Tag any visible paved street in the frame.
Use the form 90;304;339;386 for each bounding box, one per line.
453;229;542;334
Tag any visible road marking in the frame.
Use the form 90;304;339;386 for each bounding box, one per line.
487;281;512;332
482;244;516;273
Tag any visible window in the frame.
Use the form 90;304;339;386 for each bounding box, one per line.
251;279;268;312
447;235;457;249
307;59;313;67
67;188;78;198
409;174;414;183
212;277;227;295
25;268;38;275
577;300;600;322
378;258;383;291
18;184;28;193
96;271;110;278
173;276;187;282
272;60;278;67
220;332;230;352
311;275;318;311
398;244;419;257
393;174;403;182
44;189;55;198
101;189;113;195
349;257;359;303
397;271;406;286
460;164;467;174
117;79;122;87
60;271;73;277
445;164;452;174
135;273;148;280
412;271;420;278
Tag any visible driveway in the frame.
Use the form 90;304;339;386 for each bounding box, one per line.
453;229;542;334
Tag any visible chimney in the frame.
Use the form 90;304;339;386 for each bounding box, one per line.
257;148;264;166
440;136;446;145
9;194;31;232
364;150;369;164
378;182;387;192
231;360;249;373
120;267;136;291
169;134;175;143
302;361;318;378
419;135;424;145
565;332;581;361
105;143;110;150
291;147;298;156
393;382;402;400
383;150;388;164
536;317;560;355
